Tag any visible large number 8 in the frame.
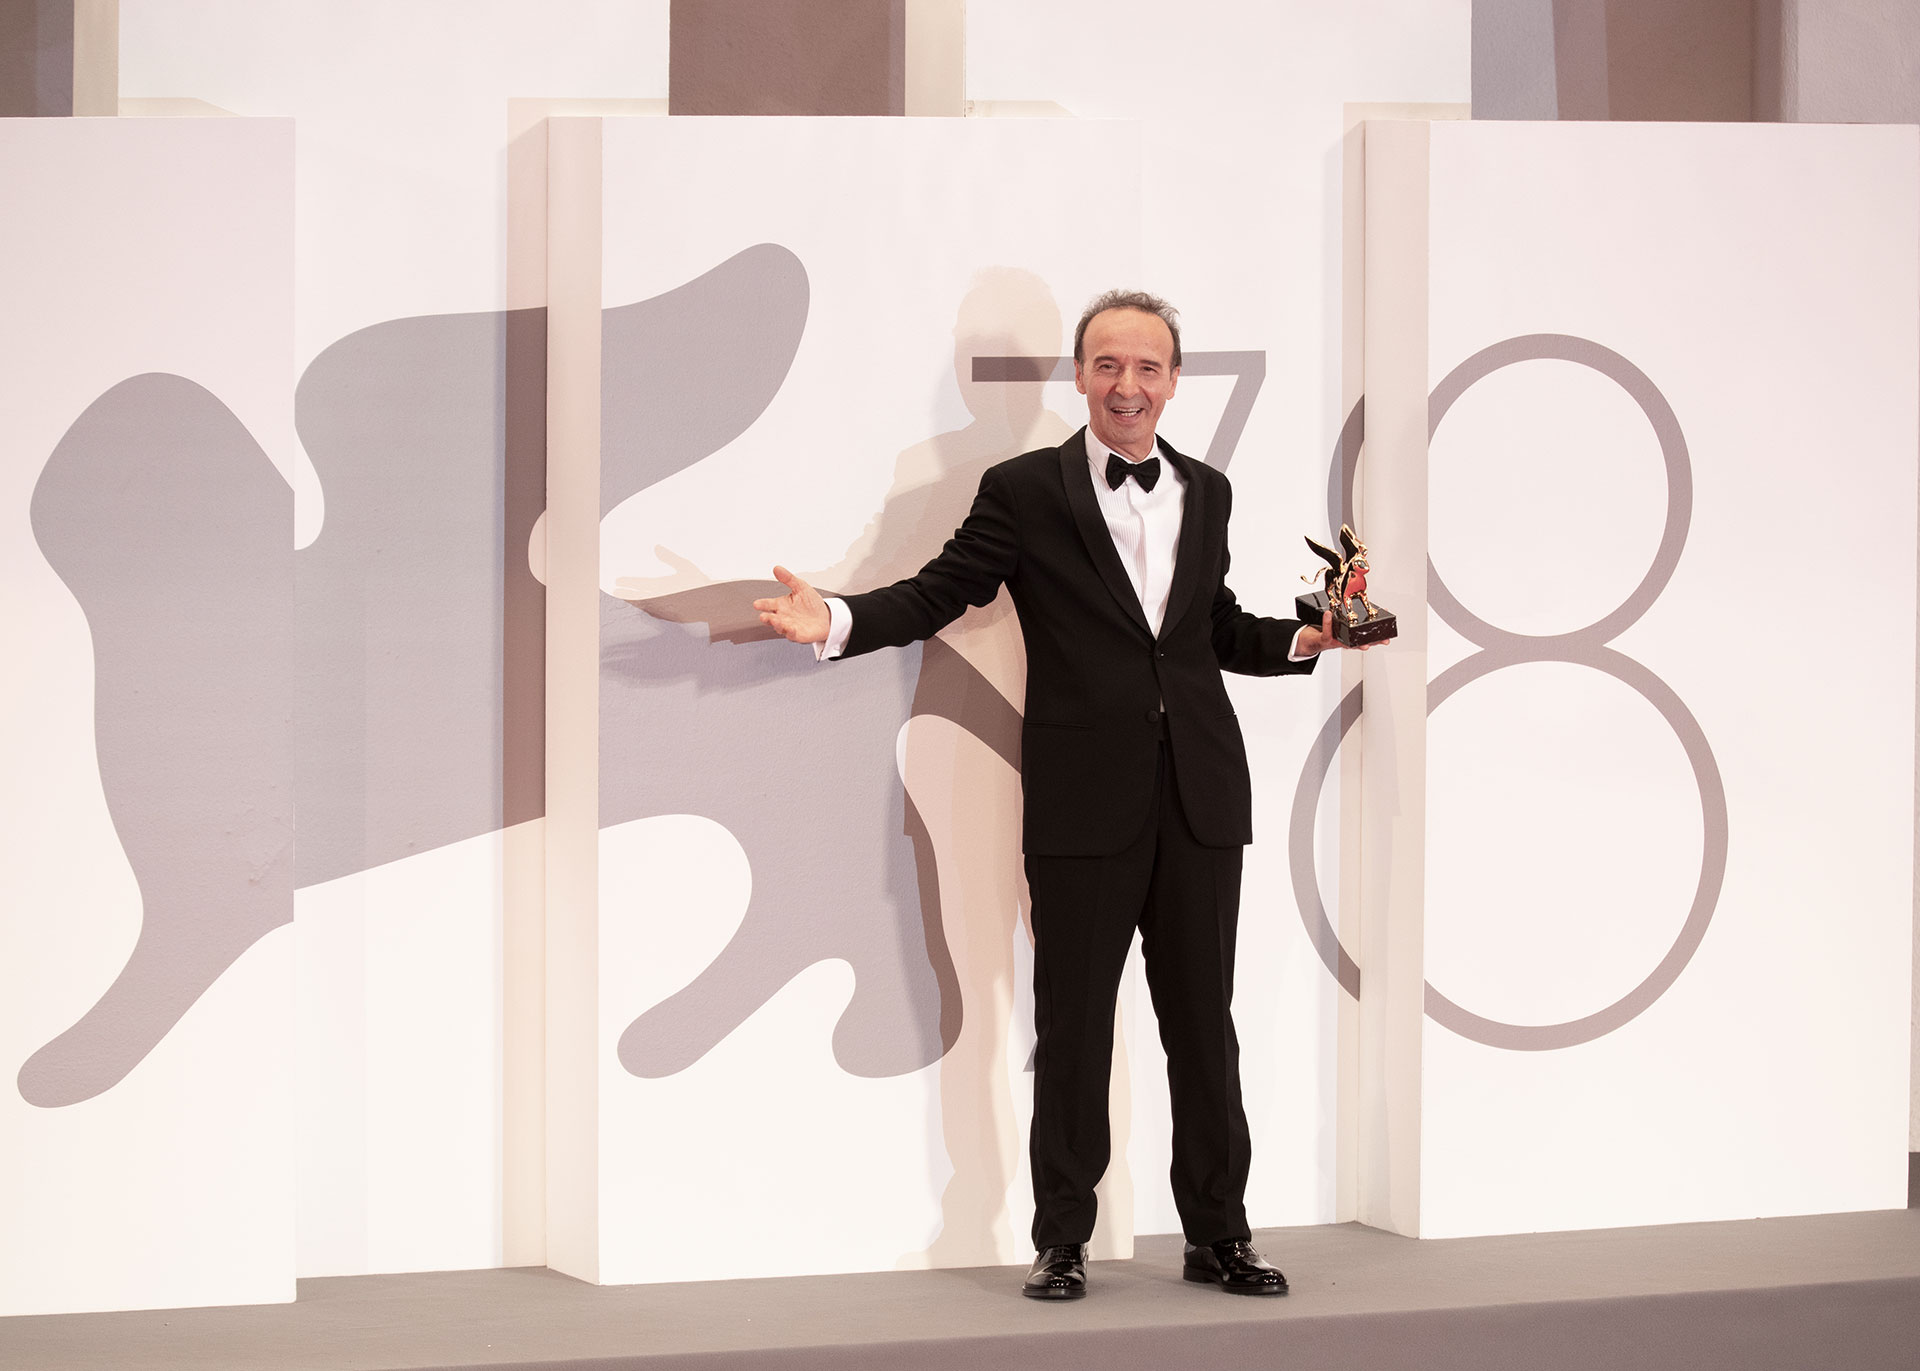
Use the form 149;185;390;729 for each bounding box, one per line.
1287;334;1728;1050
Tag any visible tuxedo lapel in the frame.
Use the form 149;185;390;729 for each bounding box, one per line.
1156;442;1209;642
1058;430;1154;639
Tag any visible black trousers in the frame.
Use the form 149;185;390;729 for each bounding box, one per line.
1023;742;1252;1249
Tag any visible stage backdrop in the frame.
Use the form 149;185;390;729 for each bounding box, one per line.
108;1;1472;1283
1351;119;1917;1238
95;1;1472;1297
0;116;296;1317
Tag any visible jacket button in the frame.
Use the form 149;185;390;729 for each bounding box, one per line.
1145;708;1161;723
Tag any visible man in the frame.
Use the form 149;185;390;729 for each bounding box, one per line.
756;290;1362;1299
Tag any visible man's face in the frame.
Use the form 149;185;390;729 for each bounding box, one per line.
1075;307;1179;461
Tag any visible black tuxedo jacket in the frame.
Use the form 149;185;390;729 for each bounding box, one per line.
842;428;1316;857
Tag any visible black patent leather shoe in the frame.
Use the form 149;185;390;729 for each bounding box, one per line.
1182;1238;1289;1296
1022;1243;1088;1300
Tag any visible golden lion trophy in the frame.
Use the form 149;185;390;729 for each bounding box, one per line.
1296;523;1397;647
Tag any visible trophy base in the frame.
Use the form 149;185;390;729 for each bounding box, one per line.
1297;590;1398;647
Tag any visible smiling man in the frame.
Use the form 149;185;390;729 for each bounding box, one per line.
756;289;1362;1300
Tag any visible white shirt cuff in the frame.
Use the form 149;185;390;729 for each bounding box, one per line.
817;597;853;661
1289;623;1315;662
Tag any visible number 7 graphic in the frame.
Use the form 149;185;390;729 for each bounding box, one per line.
972;352;1267;472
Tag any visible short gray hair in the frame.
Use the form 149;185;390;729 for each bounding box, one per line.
1072;289;1182;368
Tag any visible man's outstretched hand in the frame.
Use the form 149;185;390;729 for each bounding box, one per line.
1296;608;1375;656
754;565;831;645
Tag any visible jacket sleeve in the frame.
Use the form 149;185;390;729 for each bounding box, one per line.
1208;479;1319;678
839;462;1021;658
1210;580;1318;677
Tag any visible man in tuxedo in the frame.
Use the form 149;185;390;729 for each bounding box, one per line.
756;291;1362;1299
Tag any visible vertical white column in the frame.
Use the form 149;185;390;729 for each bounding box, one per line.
543;114;604;1282
72;0;116;115
1356;118;1431;1238
1333;114;1368;1228
0;117;296;1316
904;0;965;116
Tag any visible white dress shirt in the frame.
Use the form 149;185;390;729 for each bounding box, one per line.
1084;429;1186;633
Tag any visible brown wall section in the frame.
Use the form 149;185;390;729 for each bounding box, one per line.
0;0;112;116
669;0;905;116
1480;0;1755;120
0;0;73;116
1603;0;1752;121
1549;0;1611;119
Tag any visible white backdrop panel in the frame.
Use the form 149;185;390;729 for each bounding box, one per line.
119;1;671;1278
0;118;295;1317
1414;120;1917;1237
593;116;1146;1282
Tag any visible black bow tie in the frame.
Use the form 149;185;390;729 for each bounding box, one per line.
1106;453;1161;492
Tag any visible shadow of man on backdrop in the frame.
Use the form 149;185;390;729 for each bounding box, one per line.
625;269;1137;1266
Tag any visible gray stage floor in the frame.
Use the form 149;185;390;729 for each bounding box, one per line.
4;1210;1918;1371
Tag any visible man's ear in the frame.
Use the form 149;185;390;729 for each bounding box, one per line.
1168;366;1180;395
1073;361;1087;395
